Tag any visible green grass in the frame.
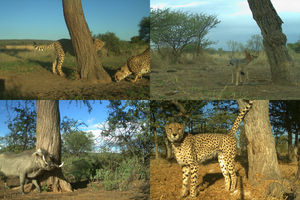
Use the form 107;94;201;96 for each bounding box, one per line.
0;47;149;100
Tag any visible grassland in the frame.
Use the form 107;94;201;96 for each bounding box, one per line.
150;49;300;100
0;40;149;100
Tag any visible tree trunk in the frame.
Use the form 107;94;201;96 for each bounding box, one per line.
153;130;159;159
247;0;296;85
238;100;288;197
151;112;159;159
36;100;72;193
62;0;111;83
165;136;172;159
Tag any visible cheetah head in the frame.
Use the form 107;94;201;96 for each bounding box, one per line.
165;123;186;143
114;63;132;82
93;39;105;51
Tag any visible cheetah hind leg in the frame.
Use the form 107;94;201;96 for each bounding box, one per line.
228;160;237;191
218;154;231;191
52;59;58;75
56;56;66;77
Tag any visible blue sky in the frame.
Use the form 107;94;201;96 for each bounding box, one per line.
0;0;150;41
150;0;300;50
0;100;110;139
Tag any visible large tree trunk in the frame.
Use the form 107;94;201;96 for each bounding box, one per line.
36;100;72;193
247;0;296;85
238;100;289;197
62;0;111;83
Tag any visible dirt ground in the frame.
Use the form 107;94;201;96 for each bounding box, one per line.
150;59;300;100
150;157;297;200
0;179;149;200
0;67;149;100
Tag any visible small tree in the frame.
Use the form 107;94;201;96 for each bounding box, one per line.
62;130;94;156
4;103;36;153
151;7;220;58
247;35;263;52
138;16;150;42
97;31;121;56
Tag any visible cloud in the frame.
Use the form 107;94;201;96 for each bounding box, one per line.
151;1;205;10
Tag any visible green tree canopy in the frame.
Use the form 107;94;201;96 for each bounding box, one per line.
150;7;220;57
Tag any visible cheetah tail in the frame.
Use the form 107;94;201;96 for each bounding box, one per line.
33;41;55;51
228;100;253;137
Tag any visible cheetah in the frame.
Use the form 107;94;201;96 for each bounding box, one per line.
114;47;150;82
165;100;253;198
33;38;105;77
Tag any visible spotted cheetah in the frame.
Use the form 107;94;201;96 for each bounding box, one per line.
33;38;105;77
165;100;253;198
114;47;150;82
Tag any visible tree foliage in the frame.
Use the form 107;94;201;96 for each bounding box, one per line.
102;100;150;162
3;101;36;153
150;7;220;57
61;117;94;156
138;16;150;42
246;34;263;52
97;31;121;56
287;41;300;53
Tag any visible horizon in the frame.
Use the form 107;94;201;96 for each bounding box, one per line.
0;0;150;41
150;0;299;50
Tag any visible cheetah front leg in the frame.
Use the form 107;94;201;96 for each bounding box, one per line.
180;165;190;198
189;164;199;198
130;74;142;82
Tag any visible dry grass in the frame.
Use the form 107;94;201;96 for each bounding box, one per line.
151;49;300;100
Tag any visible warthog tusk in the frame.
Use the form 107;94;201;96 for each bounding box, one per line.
59;162;64;167
42;155;48;165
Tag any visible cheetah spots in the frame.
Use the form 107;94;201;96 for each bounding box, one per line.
33;39;105;77
166;122;239;198
114;47;150;82
166;100;253;198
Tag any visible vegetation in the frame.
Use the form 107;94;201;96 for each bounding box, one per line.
150;7;220;59
0;100;150;192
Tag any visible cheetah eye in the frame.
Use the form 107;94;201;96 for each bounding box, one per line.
178;128;181;131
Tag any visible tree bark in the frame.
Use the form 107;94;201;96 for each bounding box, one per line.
238;100;288;197
153;130;159;159
247;0;296;85
62;0;111;83
287;118;295;162
36;100;72;193
150;112;159;159
165;136;172;159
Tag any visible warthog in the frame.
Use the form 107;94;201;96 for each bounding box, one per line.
0;148;64;194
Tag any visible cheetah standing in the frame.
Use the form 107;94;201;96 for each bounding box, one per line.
33;39;105;77
114;47;150;82
165;100;253;198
